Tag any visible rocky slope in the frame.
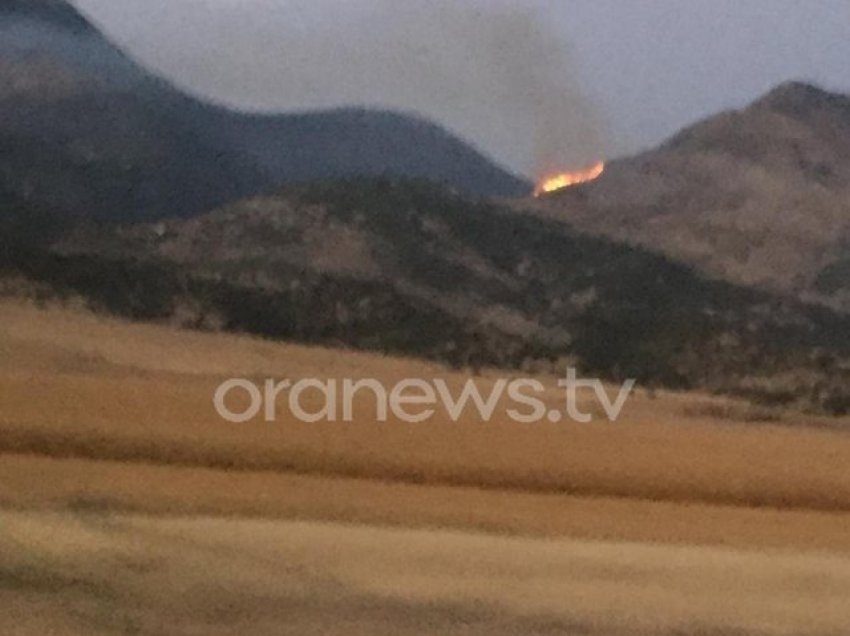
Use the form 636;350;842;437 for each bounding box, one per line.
530;82;850;312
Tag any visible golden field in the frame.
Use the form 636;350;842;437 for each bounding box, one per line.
1;299;849;635
4;511;850;636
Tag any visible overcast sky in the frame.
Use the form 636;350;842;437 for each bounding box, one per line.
72;0;850;176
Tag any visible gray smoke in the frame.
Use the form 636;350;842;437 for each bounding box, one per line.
73;0;609;177
345;0;610;177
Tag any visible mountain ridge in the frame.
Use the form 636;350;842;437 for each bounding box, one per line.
531;81;850;312
0;0;530;232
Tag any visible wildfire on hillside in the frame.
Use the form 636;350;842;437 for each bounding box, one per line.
534;161;605;197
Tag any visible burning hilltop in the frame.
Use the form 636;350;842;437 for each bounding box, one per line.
530;82;850;313
534;161;605;196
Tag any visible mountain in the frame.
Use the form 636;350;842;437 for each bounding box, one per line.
6;178;842;415
0;0;93;34
529;82;850;311
214;108;531;199
0;0;262;229
0;0;529;234
2;4;848;414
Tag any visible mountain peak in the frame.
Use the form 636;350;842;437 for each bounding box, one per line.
0;0;95;35
755;81;850;118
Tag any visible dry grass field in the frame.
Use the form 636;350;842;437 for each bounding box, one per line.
1;299;849;634
3;512;850;636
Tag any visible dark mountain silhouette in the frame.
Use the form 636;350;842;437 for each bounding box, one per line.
0;0;529;234
0;0;94;34
530;82;850;312
0;0;263;229
213;108;531;199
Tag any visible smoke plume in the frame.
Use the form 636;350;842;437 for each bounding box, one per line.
74;0;610;176
351;1;610;177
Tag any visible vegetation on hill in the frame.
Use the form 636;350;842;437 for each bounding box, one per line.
4;178;843;414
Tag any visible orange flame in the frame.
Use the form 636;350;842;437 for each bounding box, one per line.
534;161;605;197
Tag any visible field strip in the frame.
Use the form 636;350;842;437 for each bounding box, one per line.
3;414;850;513
2;453;850;552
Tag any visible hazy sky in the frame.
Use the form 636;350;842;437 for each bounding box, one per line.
71;0;850;176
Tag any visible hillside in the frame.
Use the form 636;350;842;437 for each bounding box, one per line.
1;3;848;413
8;178;843;414
0;0;528;231
3;8;850;635
530;82;850;312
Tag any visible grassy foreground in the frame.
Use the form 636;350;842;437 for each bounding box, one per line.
2;511;850;636
1;299;849;634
